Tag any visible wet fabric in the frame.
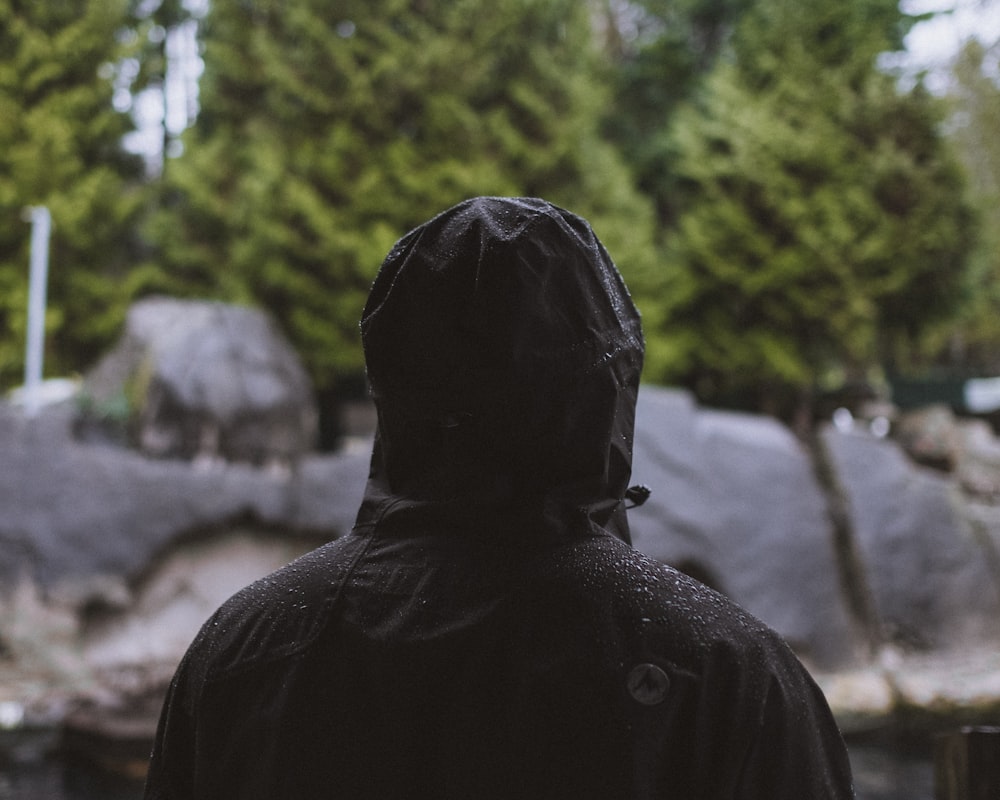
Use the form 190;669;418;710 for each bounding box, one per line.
360;197;644;544
144;197;854;799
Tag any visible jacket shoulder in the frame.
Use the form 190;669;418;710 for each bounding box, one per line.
182;534;367;683
534;534;795;673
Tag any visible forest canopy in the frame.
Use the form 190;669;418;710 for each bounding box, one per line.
0;0;992;424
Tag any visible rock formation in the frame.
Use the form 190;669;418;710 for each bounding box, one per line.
80;297;317;465
3;308;1000;748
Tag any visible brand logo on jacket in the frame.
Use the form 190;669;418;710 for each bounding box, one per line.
626;663;670;705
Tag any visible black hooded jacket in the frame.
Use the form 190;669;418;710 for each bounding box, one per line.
144;197;854;799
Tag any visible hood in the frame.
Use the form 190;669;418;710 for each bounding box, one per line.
359;197;644;543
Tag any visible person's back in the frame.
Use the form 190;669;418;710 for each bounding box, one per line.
144;197;854;799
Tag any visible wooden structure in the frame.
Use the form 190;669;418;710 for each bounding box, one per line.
935;726;1000;800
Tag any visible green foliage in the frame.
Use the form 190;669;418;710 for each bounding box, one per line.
930;38;1000;374
732;0;915;84
0;0;146;389
3;0;980;417
152;0;656;392
601;0;754;225
645;0;974;414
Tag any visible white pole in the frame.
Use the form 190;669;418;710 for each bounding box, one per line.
24;206;51;417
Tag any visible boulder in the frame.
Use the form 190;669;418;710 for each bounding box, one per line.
5;381;1000;737
822;425;1000;651
82;297;317;465
0;400;368;723
0;403;367;590
893;404;960;470
629;388;864;670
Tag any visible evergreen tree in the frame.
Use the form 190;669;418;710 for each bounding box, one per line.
647;0;974;416
934;37;1000;373
152;0;656;394
600;0;754;227
0;0;146;389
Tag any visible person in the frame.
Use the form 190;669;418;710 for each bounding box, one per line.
143;197;855;799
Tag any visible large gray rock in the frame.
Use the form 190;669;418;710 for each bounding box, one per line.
4;382;1000;731
628;388;1000;670
629;388;864;669
823;426;1000;650
0;403;367;720
83;298;317;464
0;403;367;590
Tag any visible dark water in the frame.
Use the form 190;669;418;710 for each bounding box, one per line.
0;760;144;800
0;732;932;800
0;728;144;800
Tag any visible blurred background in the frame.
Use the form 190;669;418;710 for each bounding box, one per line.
2;0;998;432
2;1;1000;798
